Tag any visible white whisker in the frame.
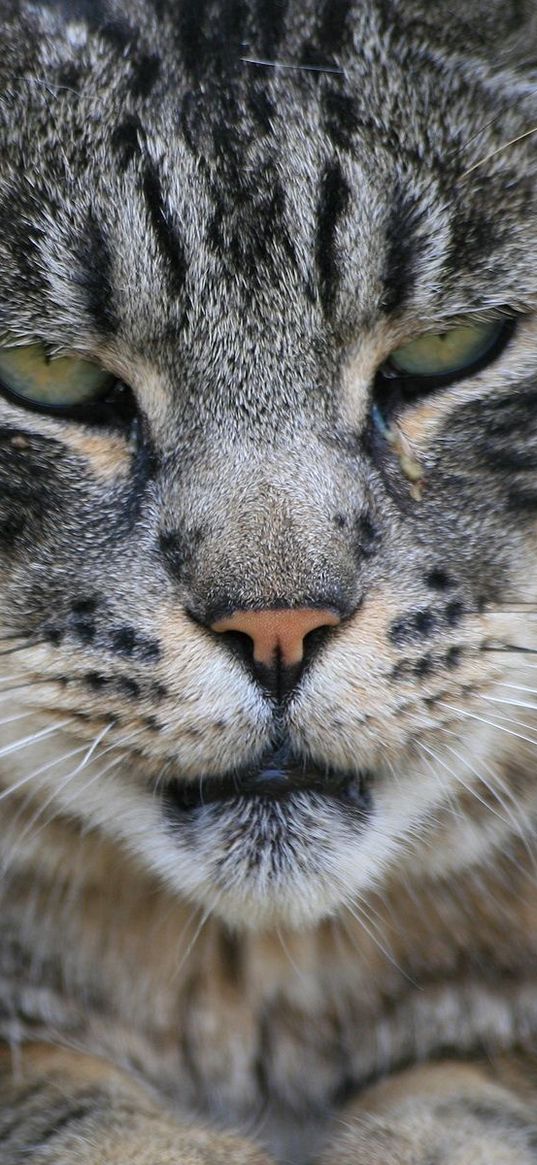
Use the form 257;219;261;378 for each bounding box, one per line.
496;681;537;692
436;735;537;870
3;752;127;865
0;741;90;809
480;695;537;713
240;55;344;75
339;896;417;984
172;899;217;980
0;711;38;729
415;743;464;821
437;702;537;749
0;719;76;761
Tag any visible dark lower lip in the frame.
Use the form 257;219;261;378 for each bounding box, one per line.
162;751;373;815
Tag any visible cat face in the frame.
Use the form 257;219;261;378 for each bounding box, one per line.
1;0;537;928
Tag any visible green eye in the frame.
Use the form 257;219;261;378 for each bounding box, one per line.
388;319;506;380
0;341;115;411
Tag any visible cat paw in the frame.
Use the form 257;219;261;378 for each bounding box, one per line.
69;1127;273;1165
319;1066;537;1165
24;1114;272;1165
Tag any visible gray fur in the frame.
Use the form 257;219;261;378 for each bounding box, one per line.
0;2;537;1162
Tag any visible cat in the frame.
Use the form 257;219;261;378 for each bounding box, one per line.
0;0;537;1161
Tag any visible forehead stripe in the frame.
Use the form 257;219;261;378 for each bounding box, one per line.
316;160;350;314
142;160;188;298
76;211;119;337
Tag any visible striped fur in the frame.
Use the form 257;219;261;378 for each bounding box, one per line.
0;0;537;1162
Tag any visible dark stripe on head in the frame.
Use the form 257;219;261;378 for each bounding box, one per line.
179;90;204;153
247;81;275;134
322;90;358;151
254;0;288;59
142;161;187;297
75;211;118;335
0;191;46;293
97;18;138;53
130;52;161;99
210;0;250;78
174;0;208;79
316;161;350;314
317;0;353;57
301;0;352;68
506;487;537;513
380;180;422;314
111;115;145;171
456;384;537;474
207;172;297;285
174;0;250;79
448;207;505;273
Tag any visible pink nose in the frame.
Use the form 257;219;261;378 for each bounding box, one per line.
210;608;341;667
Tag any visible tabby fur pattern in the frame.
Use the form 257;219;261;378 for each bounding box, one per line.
1;1;537;1162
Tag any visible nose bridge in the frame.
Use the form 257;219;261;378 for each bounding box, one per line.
160;439;364;616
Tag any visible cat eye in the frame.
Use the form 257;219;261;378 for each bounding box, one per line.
388;319;506;380
376;316;516;408
0;341;116;413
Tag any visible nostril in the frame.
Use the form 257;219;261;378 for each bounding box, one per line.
217;628;256;670
302;622;338;661
210;607;342;667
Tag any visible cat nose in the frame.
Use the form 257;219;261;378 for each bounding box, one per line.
210;608;341;668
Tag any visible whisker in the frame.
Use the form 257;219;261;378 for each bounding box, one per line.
339;897;417;984
434;732;537;874
0;678;70;701
0;711;39;729
459;125;537;178
416;744;464;821
0;740;91;809
172;899;218;980
0;726;142;855
276;928;311;984
437;701;537;748
450;94;537;163
472;708;537;736
0;640;46;658
2;753;126;865
495;681;537;692
419;739;508;828
240;55;344;75
438;736;536;849
0;718;76;761
482;605;537;613
481;644;537;656
480;695;537;713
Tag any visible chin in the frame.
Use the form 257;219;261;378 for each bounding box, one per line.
140;779;387;930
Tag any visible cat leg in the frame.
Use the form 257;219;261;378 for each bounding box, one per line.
0;1044;273;1164
319;1059;537;1165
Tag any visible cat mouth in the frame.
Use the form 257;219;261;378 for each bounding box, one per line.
162;744;373;815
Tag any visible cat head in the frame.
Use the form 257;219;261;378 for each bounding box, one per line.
1;0;537;928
